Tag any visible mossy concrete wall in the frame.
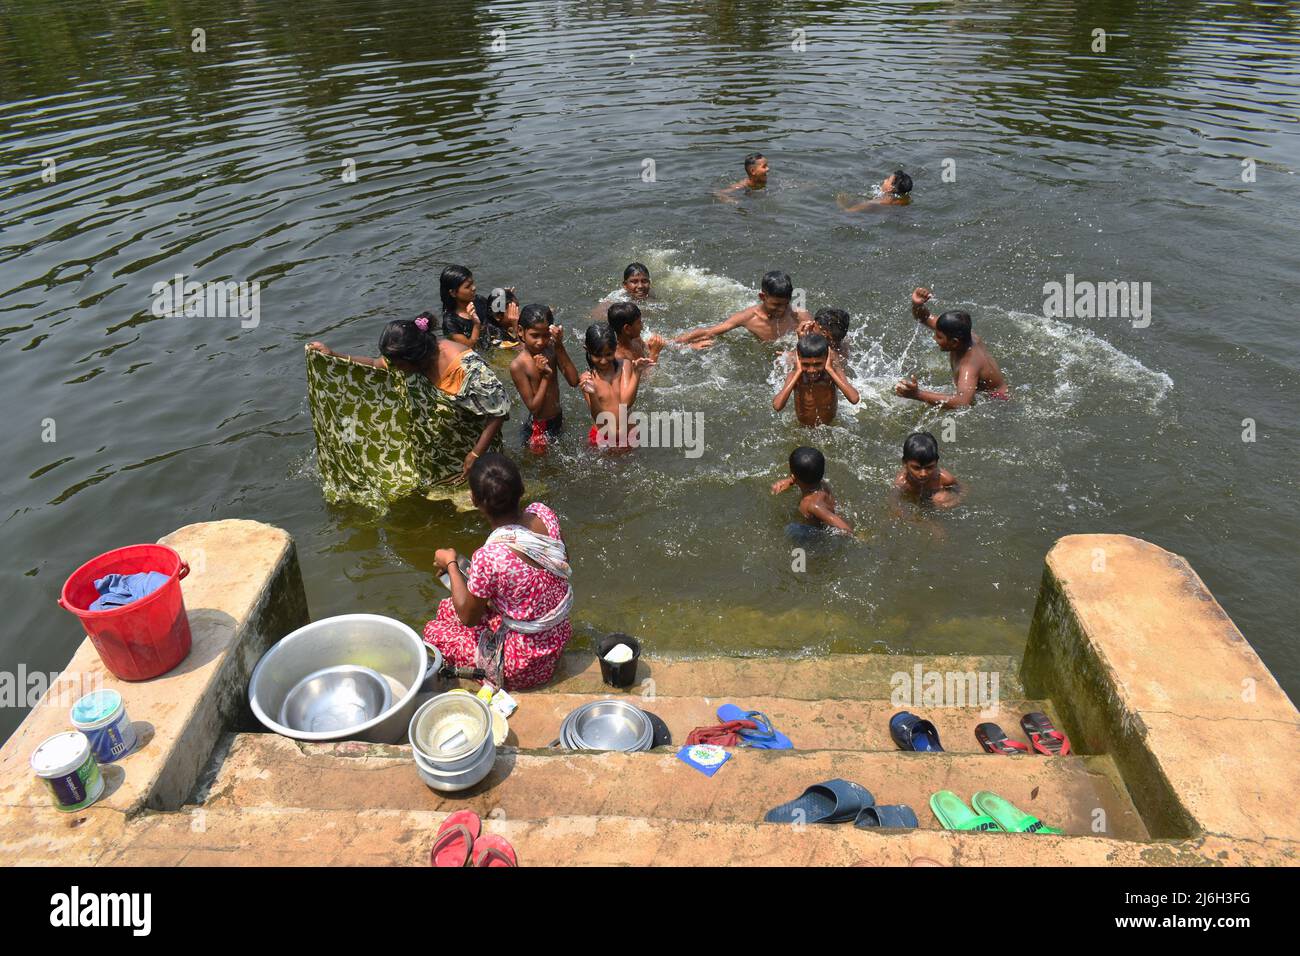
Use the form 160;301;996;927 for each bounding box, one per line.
1023;534;1299;844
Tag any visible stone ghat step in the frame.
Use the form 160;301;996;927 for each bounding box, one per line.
204;734;1148;841
500;693;1057;752
490;651;1025;700
106;807;1264;868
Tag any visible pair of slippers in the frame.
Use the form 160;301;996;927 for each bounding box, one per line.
976;712;1071;756
430;810;518;867
930;790;1061;834
764;778;919;830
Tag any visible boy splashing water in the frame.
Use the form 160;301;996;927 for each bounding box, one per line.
895;287;1008;406
508;305;579;454
774;333;861;426
771;446;854;535
838;169;913;210
675;270;811;348
608;301;666;365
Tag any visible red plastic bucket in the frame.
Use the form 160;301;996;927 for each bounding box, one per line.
58;544;192;681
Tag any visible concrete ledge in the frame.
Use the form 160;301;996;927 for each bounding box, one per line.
1022;534;1300;842
0;520;308;858
101;807;1298;867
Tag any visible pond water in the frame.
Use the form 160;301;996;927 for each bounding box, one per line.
3;0;1298;740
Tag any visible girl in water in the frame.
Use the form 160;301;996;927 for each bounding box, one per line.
579;322;647;449
440;264;520;349
308;313;509;479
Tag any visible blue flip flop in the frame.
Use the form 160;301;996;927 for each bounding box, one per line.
853;804;920;829
764;779;873;824
717;704;793;749
890;711;944;752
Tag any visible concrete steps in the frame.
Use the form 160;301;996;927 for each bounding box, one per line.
530;651;1025;700
500;693;1055;752
204;733;1149;841
109;806;1230;868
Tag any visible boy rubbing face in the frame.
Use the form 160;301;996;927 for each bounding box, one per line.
523;324;551;355
799;352;829;382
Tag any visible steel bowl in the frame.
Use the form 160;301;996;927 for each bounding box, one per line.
562;700;653;752
278;664;392;735
249;614;426;743
409;692;492;765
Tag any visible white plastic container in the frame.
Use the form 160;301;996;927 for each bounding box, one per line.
31;731;104;812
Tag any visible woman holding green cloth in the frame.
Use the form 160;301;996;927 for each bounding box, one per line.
308;313;509;480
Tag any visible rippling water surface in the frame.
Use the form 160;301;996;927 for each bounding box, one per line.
3;0;1298;738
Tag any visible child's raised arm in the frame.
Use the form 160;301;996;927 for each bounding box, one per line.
827;363;861;404
910;287;939;329
773;362;801;412
620;357;649;407
307;342;387;370
552;326;580;386
509;353;550;416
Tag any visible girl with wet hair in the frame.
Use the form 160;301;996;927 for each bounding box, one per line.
428;452;575;690
439;264;519;348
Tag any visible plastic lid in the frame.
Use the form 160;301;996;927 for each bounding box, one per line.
71;690;123;726
31;732;91;778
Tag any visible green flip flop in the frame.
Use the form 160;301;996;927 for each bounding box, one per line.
970;791;1062;834
928;790;1004;832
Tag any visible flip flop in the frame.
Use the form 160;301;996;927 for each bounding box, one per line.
971;791;1062;834
1021;712;1071;756
928;790;1004;832
853;804;919;830
430;810;481;867
975;722;1030;755
473;833;519;867
717;704;793;749
764;778;874;825
890;711;944;752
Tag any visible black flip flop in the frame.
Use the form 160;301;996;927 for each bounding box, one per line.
975;722;1030;755
1021;712;1071;756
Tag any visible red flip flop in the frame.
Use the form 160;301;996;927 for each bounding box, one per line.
473;833;518;867
975;722;1030;755
1021;712;1071;756
430;810;482;867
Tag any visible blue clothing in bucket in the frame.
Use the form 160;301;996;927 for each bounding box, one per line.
90;572;169;611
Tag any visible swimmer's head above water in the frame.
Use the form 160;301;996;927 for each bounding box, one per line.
902;431;940;485
759;270;794;317
934;310;973;352
744;152;769;185
881;169;913;198
607;301;643;339
789;445;826;488
622;263;651;300
796;332;830;379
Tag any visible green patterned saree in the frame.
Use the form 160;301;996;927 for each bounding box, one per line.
305;346;508;510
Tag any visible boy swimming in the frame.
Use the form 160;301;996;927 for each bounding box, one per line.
892;431;963;508
837;169;913;210
508;305;580;453
895;287;1009;407
773;333;861;426
771;446;853;534
591;262;653;322
579;322;649;449
716;152;769;203
675;271;811;348
608;301;667;365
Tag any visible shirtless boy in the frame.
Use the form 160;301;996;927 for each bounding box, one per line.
774;333;861;426
590;262;653;322
771;446;853;534
716;152;769;203
676;271;811;348
509;305;579;453
891;431;963;509
895;287;1008;407
838;169;913;211
608;301;666;365
580;322;649;449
